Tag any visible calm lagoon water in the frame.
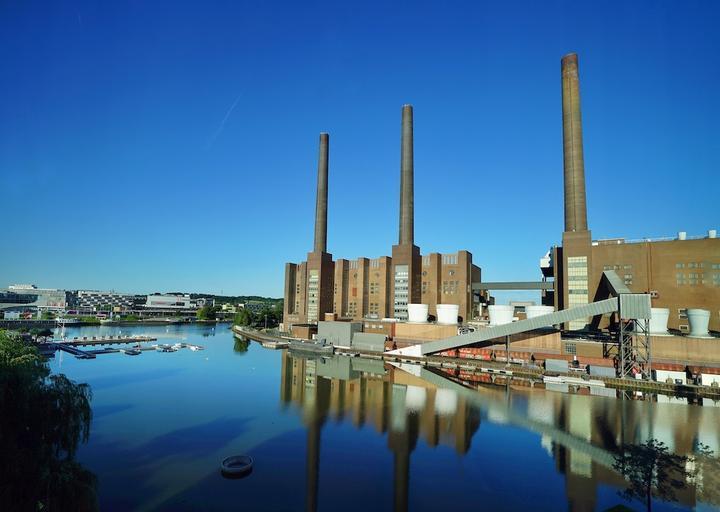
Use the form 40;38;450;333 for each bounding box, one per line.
48;323;720;511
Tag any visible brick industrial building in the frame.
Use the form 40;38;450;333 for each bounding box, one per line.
542;53;720;333
283;106;481;330
284;53;719;337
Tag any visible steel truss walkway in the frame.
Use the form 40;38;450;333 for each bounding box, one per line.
390;297;623;357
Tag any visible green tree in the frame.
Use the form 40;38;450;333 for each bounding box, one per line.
256;305;283;329
613;438;690;512
233;308;254;326
196;305;218;321
0;330;97;510
233;337;250;354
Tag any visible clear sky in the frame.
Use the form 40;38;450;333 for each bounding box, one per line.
1;1;718;299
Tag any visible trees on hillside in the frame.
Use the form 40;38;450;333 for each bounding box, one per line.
233;304;282;329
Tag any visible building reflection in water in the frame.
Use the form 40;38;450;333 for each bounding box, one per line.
280;351;720;512
280;353;481;511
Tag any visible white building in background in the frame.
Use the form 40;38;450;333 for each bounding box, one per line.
144;294;193;310
142;294;211;311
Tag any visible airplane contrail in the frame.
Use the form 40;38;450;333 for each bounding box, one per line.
206;93;242;148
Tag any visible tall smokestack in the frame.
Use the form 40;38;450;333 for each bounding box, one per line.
313;132;329;253
561;53;588;232
399;104;414;245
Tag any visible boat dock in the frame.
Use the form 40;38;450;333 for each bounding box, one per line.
55;343;97;359
54;335;157;346
49;341;196;359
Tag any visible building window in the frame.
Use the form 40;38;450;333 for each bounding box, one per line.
393;265;409;320
564;342;577;355
567;256;589;330
307;270;320;322
678;308;687;319
676;263;685;269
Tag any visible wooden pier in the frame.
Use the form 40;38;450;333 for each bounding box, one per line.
53;335;157;346
55;343;96;359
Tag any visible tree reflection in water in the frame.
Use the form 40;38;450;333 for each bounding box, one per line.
0;331;97;511
233;337;250;354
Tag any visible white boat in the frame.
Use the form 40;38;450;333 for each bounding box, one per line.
189;345;205;351
56;317;80;326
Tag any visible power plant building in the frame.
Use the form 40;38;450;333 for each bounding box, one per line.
543;53;720;333
284;106;481;331
284;53;719;338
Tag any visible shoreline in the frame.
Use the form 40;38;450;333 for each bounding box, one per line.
233;325;720;401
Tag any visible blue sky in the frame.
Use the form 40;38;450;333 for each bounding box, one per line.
1;1;718;299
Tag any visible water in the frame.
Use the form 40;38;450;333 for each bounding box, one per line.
45;323;720;511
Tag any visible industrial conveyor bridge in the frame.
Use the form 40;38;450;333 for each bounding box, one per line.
390;272;652;379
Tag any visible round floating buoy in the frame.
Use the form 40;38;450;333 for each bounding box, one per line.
221;455;253;478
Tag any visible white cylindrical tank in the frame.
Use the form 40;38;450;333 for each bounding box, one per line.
687;309;711;337
436;304;459;325
678;231;687;240
649;307;670;335
407;303;429;323
709;229;717;239
526;305;555;319
488;305;514;326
